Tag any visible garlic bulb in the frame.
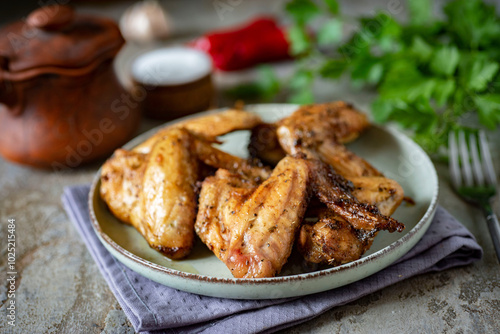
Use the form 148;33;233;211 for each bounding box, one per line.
119;0;172;43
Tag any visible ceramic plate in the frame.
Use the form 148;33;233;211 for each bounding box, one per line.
89;104;439;299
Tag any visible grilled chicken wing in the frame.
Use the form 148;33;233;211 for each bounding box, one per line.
250;102;370;168
195;155;403;277
100;149;147;224
350;176;404;216
262;103;406;266
298;209;371;266
101;103;406;274
249;101;381;178
276;103;381;177
100;110;267;260
248;123;285;166
316;140;382;177
277;101;370;146
195;156;311;278
102;128;198;259
309;160;404;233
297;175;405;265
135;109;263;154
193;137;271;183
138;128;199;258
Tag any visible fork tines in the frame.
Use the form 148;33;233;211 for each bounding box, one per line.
448;130;498;188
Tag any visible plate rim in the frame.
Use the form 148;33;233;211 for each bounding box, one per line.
88;103;439;285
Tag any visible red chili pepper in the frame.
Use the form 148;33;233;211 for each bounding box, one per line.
191;17;291;71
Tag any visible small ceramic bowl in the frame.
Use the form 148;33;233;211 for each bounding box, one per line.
131;46;214;120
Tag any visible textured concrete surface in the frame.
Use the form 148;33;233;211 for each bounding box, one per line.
1;1;499;333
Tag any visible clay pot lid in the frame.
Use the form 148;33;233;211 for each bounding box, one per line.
0;5;124;80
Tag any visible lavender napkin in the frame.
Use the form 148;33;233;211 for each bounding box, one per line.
62;185;482;334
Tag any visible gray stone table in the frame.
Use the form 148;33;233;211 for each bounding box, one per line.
1;1;499;333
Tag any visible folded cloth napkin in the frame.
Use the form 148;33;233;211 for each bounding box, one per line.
62;185;482;334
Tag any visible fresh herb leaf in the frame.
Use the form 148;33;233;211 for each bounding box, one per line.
430;46;460;76
226;66;281;101
433;79;455;107
320;59;347;79
358;12;402;47
361;13;403;54
287;24;311;55
317;19;342;46
475;94;500;129
323;0;339;15
409;36;433;62
408;0;431;26
379;60;435;102
459;55;499;92
225;83;264;100
371;98;395;123
444;0;500;49
288;88;314;104
289;69;314;90
285;0;320;25
256;66;281;100
288;68;315;104
451;87;473;118
350;55;383;85
388;100;438;134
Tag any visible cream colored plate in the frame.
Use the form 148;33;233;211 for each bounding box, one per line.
89;104;439;299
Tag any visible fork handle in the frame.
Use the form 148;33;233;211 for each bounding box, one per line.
483;206;500;263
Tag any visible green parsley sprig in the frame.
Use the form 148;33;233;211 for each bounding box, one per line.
228;0;500;154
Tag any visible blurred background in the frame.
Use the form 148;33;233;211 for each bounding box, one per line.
1;0;500;161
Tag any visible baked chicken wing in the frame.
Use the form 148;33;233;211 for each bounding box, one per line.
298;209;371;266
350;176;404;217
276;102;383;178
277;101;370;147
101;128;199;259
100;110;266;259
195;156;310;278
266;102;406;266
101;102;407;275
195;155;403;278
135;109;263;154
249;101;380;177
297;175;404;266
308;159;403;233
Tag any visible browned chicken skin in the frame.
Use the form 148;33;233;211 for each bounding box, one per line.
196;156;310;278
276;102;373;176
316;141;382;177
100;111;267;259
298;209;371;266
277;101;371;146
350;176;404;217
297;175;404;265
135;109;263;154
193;137;271;183
250;102;381;178
252;102;406;267
248;123;285;166
308;160;404;234
195;155;403;277
101;102;406;275
101;128;199;259
100;149;147;224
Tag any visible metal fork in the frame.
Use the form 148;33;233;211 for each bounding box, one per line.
449;130;500;262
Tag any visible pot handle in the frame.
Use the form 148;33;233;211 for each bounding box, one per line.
27;5;75;31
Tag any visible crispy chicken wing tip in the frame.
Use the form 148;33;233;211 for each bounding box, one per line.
155;245;193;260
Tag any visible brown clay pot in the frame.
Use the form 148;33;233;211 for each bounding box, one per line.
0;5;141;169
